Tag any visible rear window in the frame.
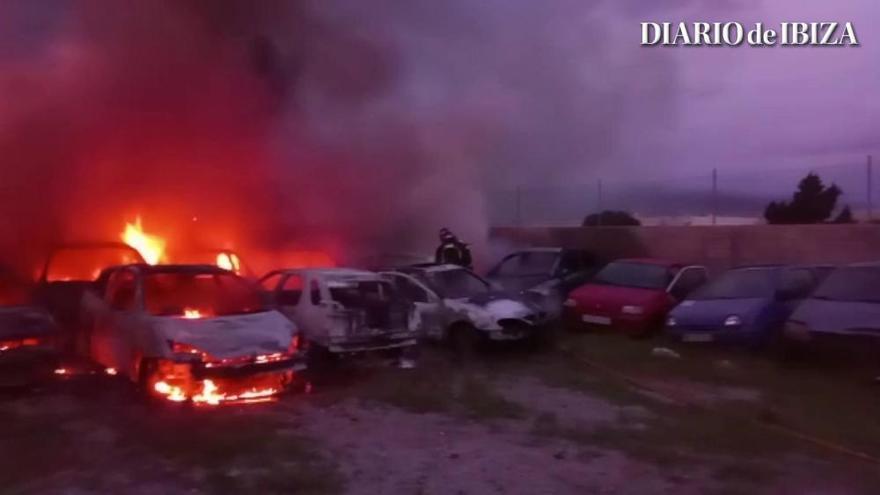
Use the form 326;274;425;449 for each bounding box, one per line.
592;262;671;290
45;247;143;282
144;272;264;318
812;267;880;303
691;269;775;300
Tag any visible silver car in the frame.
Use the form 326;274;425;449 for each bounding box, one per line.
384;264;551;351
784;262;880;348
260;268;418;356
88;264;305;404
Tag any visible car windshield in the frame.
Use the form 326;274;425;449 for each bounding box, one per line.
425;269;489;299
811;267;880;303
144;272;265;318
592;262;671;290
44;246;143;282
496;252;558;277
690;268;776;300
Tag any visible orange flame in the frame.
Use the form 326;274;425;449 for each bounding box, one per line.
182;308;203;319
216;252;241;273
121;216;166;265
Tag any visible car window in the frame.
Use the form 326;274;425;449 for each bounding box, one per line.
592;262;672;290
260;272;283;291
779;269;816;299
106;269;138;311
391;275;430;303
427;269;490;299
670;267;707;299
310;280;321;305
812;267;880;303
278;274;303;306
691;268;775;300
495;252;558;277
144;272;263;317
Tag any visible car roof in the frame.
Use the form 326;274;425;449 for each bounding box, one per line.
615;258;683;267
277;267;379;277
106;264;233;275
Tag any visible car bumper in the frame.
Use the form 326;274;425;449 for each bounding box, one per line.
0;346;60;385
667;325;765;345
327;335;417;354
563;308;658;334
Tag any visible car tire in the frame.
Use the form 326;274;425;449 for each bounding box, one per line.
449;323;481;360
136;358;163;404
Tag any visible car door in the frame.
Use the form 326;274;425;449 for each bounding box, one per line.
275;272;305;326
383;272;445;340
668;266;709;302
91;267;141;376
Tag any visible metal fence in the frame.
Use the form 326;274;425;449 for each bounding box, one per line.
487;156;876;227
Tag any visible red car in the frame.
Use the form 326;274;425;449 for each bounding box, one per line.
564;259;707;336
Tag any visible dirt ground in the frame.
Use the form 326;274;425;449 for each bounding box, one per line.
1;337;879;495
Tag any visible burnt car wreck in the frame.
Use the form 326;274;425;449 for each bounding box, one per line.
385;264;551;352
86;264;305;404
261;268;418;361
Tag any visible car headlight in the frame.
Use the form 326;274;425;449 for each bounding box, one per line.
563;298;577;308
723;315;742;327
621;305;644;315
666;316;677;327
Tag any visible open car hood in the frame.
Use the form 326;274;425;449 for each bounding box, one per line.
155;310;295;359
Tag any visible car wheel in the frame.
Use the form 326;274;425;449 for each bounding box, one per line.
136;358;163;403
449;324;481;360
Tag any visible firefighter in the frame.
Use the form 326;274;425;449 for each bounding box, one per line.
435;228;472;268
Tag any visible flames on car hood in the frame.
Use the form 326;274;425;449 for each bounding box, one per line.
154;310;295;360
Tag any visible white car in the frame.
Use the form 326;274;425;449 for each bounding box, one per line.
384;264;551;351
260;268;418;356
784;262;880;349
88;264;305;405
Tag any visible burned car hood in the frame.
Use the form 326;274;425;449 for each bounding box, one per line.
445;291;541;327
0;306;57;339
154;310;295;359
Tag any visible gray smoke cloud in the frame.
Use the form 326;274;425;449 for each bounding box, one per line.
0;0;690;271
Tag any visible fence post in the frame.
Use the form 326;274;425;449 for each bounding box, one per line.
868;155;873;222
712;168;718;226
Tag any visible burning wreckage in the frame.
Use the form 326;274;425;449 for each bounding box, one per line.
85;264;305;405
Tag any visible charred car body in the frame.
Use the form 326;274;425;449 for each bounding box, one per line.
261;268;417;357
0;268;60;386
385;264;551;350
88;264;304;404
487;248;604;320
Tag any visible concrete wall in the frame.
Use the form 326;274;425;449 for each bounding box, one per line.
490;225;880;271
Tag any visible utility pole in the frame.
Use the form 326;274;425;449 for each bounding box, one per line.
515;186;523;227
868;155;874;222
597;179;603;226
712;168;718;226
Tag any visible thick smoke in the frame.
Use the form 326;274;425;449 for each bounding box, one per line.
0;0;683;273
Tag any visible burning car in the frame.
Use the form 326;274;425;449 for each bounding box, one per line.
564;259;708;337
384;264;551;352
88;264;304;404
0;267;60;386
35;242;146;354
260;268;417;359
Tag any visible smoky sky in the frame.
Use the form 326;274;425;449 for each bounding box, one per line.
0;0;876;268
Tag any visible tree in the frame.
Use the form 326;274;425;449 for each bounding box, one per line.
583;210;641;226
833;205;855;224
764;173;842;224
